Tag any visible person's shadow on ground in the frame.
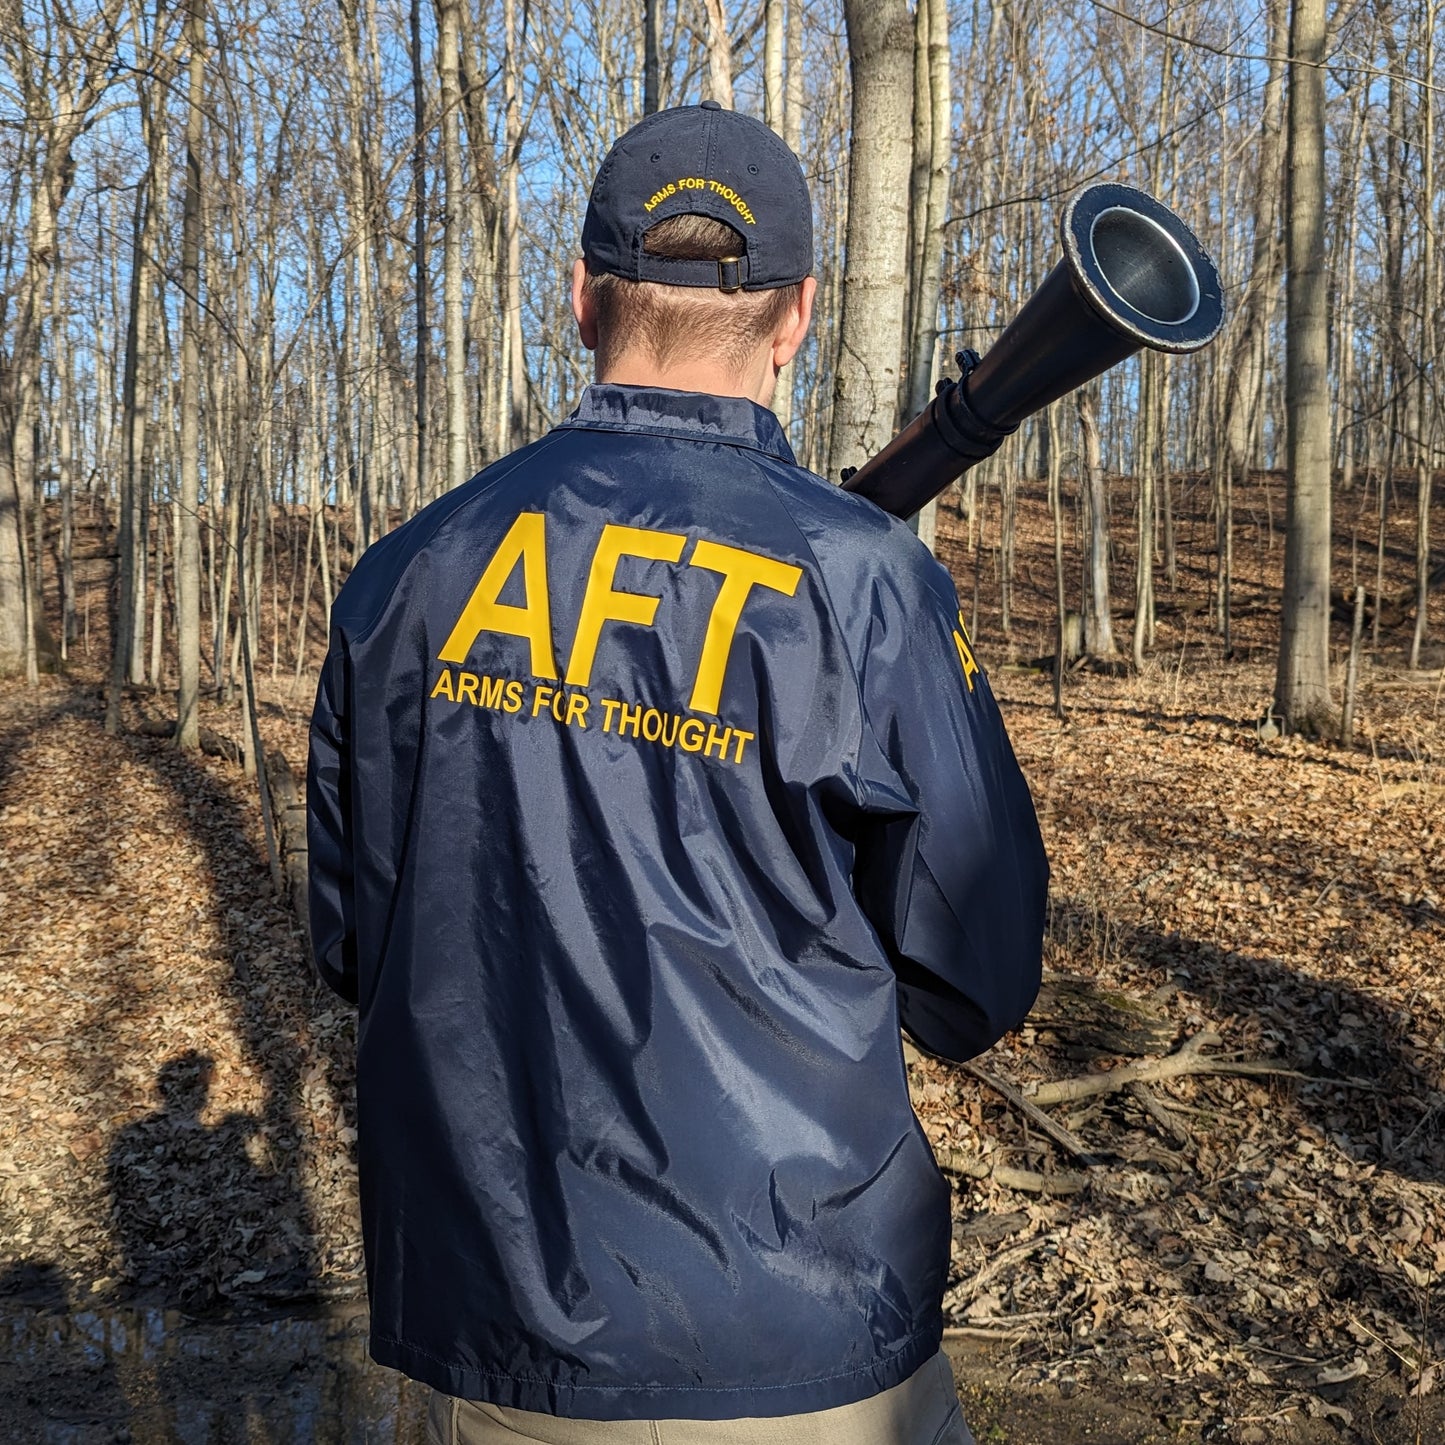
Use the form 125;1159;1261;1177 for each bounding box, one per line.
108;1050;309;1312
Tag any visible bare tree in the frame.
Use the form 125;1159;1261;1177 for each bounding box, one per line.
901;0;949;550
1275;0;1335;732
701;0;734;108
763;0;783;133
827;0;913;482
437;0;469;492
1409;0;1438;667
173;0;207;750
1078;386;1119;660
409;0;431;518
500;0;526;451
644;0;664;114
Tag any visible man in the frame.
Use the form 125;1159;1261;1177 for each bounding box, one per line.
309;102;1046;1445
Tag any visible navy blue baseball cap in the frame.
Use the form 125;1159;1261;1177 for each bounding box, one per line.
582;101;813;293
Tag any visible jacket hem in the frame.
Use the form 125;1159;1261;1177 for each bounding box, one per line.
368;1321;942;1421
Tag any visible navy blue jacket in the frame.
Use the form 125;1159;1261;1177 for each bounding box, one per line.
308;385;1047;1421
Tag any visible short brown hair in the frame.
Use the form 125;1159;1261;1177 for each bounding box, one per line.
584;215;803;377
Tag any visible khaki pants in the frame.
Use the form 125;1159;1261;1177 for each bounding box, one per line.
426;1351;974;1445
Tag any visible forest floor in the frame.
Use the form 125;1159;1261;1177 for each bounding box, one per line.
1;468;1443;1443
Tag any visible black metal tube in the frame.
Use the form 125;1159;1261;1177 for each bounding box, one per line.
841;183;1224;520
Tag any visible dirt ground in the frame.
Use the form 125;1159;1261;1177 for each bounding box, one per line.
2;467;1442;1442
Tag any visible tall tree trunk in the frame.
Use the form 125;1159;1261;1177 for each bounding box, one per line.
175;0;207;751
150;493;166;687
107;152;153;731
54;264;76;658
1132;355;1157;670
1275;0;1334;732
1222;0;1287;474
1217;0;1288;638
1410;0;1438;667
784;0;803;169
902;0;949;551
763;0;783;133
762;0;792;441
1079;386;1119;659
644;0;663;114
1372;8;1407;649
0;447;26;672
457;9;497;459
828;0;914;481
501;0;526;449
437;0;469;491
701;0;734;108
410;0;431;518
339;0;382;535
1047;401;1069;719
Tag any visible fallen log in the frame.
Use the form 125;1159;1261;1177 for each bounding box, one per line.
133;716;242;766
1331;560;1445;629
1027;972;1176;1060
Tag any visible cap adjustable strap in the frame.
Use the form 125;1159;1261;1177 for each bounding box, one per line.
717;256;744;293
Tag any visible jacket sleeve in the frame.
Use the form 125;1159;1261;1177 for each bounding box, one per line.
851;546;1047;1062
307;639;358;1004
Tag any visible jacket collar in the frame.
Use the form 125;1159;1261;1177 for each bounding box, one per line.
559;384;796;464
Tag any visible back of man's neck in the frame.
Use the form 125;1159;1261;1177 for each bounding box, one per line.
597;357;775;408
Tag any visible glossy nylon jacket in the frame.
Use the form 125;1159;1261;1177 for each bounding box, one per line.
308;385;1048;1422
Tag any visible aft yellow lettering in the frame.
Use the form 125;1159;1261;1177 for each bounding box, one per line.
565;525;687;688
532;684;555;718
686;540;803;714
438;513;558;678
429;668;456;701
953;611;979;692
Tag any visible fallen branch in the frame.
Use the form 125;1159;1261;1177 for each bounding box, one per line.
1025;1031;1308;1107
964;1060;1103;1165
935;1145;1088;1195
942;1324;1033;1341
133;717;242;766
1128;1081;1193;1148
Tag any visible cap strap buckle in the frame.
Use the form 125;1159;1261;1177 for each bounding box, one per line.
717;256;744;293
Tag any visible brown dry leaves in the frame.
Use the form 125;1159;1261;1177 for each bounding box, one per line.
909;653;1445;1427
0;679;362;1314
4;577;1444;1432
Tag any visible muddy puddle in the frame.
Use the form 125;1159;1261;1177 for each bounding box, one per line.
0;1296;429;1443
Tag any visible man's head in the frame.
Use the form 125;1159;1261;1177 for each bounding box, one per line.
573;102;816;407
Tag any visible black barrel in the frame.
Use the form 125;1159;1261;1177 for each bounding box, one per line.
841;183;1225;519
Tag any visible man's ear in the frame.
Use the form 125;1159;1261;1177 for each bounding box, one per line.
772;276;816;371
571;257;598;352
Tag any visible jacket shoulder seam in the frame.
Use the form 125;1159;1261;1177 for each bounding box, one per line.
345;430;574;648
